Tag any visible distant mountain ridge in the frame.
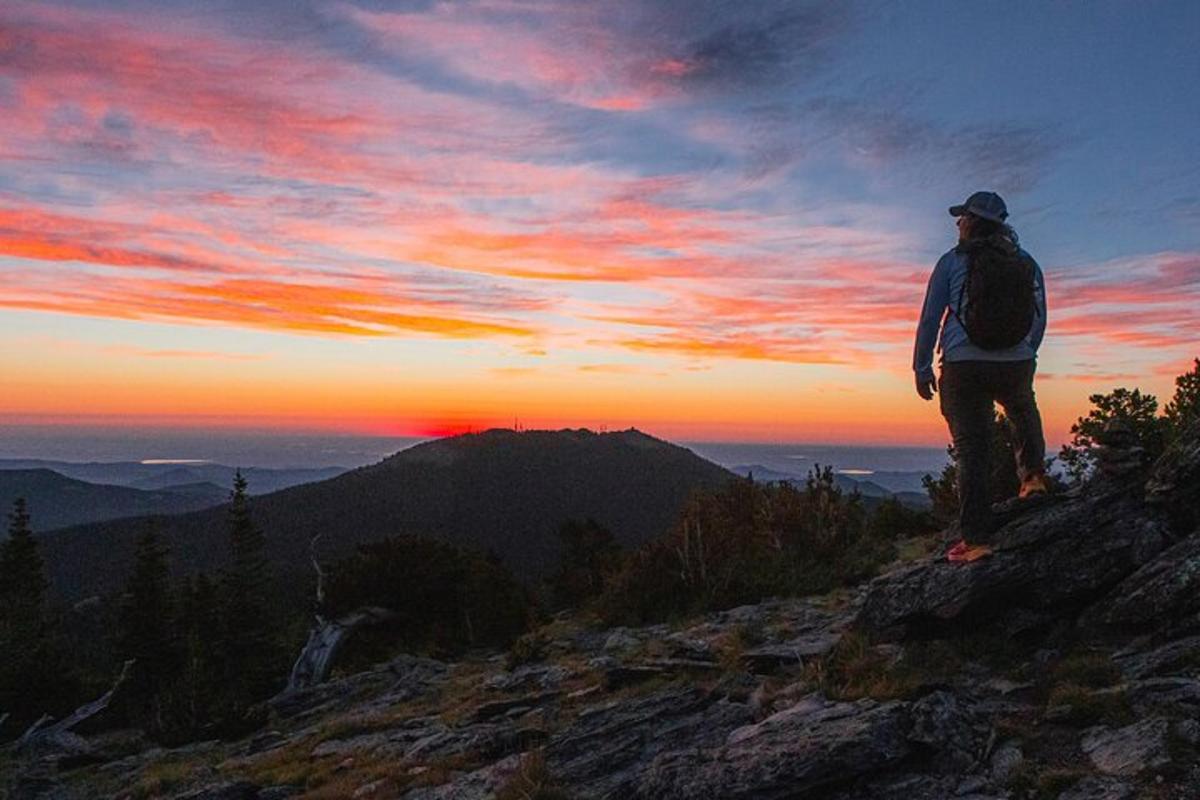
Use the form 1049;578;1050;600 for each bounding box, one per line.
0;469;229;531
39;428;735;600
0;459;346;495
729;464;932;509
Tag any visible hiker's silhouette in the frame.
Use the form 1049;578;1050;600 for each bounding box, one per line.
913;191;1050;562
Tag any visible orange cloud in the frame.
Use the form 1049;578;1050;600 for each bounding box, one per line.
619;335;849;365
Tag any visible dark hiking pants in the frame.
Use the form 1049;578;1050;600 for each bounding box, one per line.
939;359;1046;544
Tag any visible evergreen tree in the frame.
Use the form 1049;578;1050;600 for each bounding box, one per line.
0;498;55;730
222;471;277;711
548;519;623;609
1164;358;1200;443
169;572;224;738
117;525;178;727
0;498;47;624
1058;388;1164;482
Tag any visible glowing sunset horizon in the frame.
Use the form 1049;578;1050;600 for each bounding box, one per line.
2;1;1197;449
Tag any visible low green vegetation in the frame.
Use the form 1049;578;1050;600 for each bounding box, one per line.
1044;683;1134;727
324;535;534;664
1049;652;1122;689
1058;357;1200;482
1007;765;1089;800
597;467;934;625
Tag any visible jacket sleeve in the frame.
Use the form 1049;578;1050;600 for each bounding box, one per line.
1028;257;1047;352
912;254;950;379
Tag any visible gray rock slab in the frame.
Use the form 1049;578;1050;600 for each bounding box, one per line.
1056;775;1136;800
1112;635;1200;679
401;753;523;800
1088;534;1200;630
169;782;260;800
634;695;911;799
1081;716;1171;776
546;686;752;798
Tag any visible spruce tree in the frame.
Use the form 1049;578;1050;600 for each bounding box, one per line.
1164;358;1200;443
0;498;52;728
222;471;277;710
117;525;178;726
173;573;224;737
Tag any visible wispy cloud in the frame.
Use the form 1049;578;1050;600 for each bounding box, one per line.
99;345;267;362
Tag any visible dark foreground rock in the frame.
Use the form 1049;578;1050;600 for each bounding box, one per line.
636;695;911;799
856;486;1170;639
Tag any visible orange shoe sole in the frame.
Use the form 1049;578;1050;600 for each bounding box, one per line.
947;543;993;563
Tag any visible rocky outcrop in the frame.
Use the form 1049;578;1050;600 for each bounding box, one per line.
1084;534;1200;634
859;414;1200;642
1081;717;1171;776
636;695;912;799
856;487;1169;638
1147;416;1200;533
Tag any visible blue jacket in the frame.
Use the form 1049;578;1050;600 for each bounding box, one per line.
912;245;1047;380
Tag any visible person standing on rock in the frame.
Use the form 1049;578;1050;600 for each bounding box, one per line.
913;191;1051;563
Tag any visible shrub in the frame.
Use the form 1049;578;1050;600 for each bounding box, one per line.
598;468;896;624
546;519;623;610
324;535;534;657
1045;684;1133;727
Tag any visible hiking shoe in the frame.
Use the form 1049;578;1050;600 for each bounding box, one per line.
1018;472;1051;499
947;542;993;563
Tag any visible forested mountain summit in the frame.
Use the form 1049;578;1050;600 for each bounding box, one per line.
37;428;734;601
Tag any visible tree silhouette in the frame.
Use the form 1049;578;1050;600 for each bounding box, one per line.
1164;358;1200;444
1058;388;1164;482
548;519;623;609
0;498;62;731
171;572;224;737
221;471;278;712
117;524;178;728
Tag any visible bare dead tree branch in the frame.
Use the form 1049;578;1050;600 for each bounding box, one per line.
17;660;134;754
282;607;396;694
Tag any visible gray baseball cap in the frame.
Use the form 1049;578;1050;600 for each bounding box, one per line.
949;191;1008;223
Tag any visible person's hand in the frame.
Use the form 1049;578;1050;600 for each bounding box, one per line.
916;372;937;401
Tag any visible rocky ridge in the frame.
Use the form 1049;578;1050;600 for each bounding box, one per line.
4;421;1199;799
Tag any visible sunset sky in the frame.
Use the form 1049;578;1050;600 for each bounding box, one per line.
1;0;1198;446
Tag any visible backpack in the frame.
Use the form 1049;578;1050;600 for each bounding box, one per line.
954;236;1038;350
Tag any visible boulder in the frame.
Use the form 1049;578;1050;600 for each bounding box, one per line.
169;782;260;800
545;687;752;798
1056;776;1136;800
634;694;912;799
857;488;1169;638
905;691;991;772
988;742;1023;784
1146;416;1200;534
401;753;523;800
1085;534;1200;633
1080;716;1171;776
1112;635;1200;679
